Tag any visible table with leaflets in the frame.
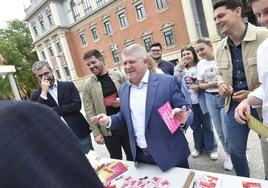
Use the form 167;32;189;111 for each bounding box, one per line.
93;158;268;188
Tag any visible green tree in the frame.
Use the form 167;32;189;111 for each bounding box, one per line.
0;19;38;99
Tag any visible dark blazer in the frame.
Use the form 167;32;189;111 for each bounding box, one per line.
110;72;192;171
30;81;90;139
0;101;103;188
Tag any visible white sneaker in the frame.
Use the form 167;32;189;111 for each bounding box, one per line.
223;154;233;171
210;151;218;160
191;149;200;157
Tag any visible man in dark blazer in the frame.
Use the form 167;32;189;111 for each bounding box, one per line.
92;44;192;172
30;61;92;153
0;101;103;188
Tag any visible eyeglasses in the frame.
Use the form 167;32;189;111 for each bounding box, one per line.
151;49;161;53
37;71;51;78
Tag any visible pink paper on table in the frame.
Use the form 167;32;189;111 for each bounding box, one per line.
103;93;117;107
158;101;180;134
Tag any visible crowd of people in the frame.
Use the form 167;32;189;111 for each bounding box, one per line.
1;0;268;187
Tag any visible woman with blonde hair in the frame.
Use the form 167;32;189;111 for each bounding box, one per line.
195;38;233;171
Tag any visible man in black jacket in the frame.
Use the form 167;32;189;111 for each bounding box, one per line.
30;61;92;153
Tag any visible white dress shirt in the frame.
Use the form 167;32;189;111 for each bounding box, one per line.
129;70;149;148
40;81;67;125
248;38;268;126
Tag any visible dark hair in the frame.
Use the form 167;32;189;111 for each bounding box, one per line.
83;49;103;60
247;0;258;6
196;37;212;47
181;46;199;67
213;0;243;11
150;42;162;51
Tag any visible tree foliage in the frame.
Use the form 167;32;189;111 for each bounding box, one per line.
0;19;39;100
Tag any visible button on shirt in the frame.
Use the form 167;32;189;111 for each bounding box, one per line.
228;39;248;93
129;70;149;148
40;81;67;125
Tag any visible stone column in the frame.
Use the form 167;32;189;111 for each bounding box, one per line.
181;0;199;43
201;0;221;43
59;32;78;79
51;42;67;80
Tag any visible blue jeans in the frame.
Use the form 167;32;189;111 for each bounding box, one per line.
225;102;258;177
79;135;93;154
190;104;217;153
205;94;230;154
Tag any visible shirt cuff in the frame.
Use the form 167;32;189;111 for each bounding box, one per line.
106;117;112;129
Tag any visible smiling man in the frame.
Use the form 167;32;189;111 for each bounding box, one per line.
91;44;192;172
234;0;268;180
213;0;268;177
82;49;133;161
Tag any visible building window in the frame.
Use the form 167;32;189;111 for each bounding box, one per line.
90;27;99;41
71;0;80;21
48;46;54;57
64;66;70;77
103;19;112;36
41;51;46;60
156;0;167;10
39;20;45;32
118;12;128;28
83;0;92;14
55;69;61;79
111;50;120;63
56;42;62;53
143;38;152;52
135;3;146;20
163;30;175;46
47;14;54;27
33;26;38;36
96;0;104;7
79;33;87;46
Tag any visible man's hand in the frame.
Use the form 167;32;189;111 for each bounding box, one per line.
171;106;192;124
90;114;110;126
218;83;233;96
40;76;50;96
94;135;105;144
232;90;250;103
234;99;250;124
110;98;120;108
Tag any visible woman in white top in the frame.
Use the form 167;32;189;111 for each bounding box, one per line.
175;46;218;160
195;38;233;171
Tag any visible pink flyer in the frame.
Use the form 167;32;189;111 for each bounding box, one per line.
158;101;180;134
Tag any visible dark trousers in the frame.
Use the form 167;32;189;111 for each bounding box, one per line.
104;125;133;161
136;147;189;169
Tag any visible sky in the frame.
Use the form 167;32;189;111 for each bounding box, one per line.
0;0;31;29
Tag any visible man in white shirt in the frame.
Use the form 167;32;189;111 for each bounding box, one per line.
235;0;268;180
91;44;192;172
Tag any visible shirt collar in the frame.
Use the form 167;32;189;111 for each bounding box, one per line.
49;80;57;90
128;69;149;88
227;23;248;46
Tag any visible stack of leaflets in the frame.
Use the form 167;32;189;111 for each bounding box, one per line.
97;161;128;185
242;181;262;188
192;173;221;188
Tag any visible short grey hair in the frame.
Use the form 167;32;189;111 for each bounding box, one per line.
122;44;148;60
32;61;51;74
